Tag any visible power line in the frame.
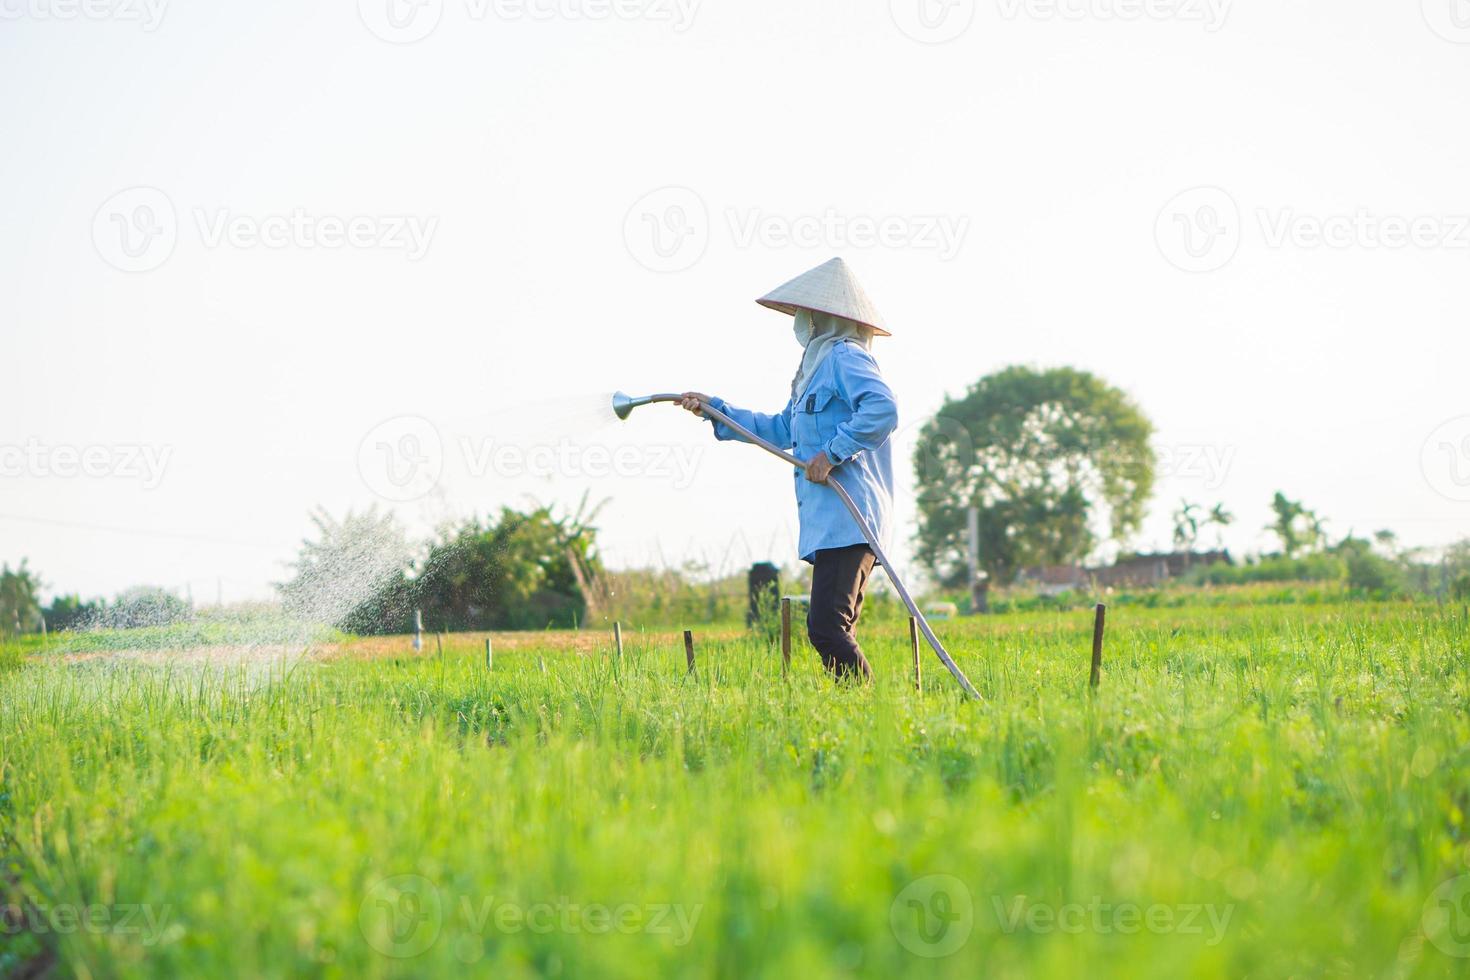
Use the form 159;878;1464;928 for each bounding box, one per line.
0;512;281;551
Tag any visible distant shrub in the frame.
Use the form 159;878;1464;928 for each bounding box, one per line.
93;587;194;629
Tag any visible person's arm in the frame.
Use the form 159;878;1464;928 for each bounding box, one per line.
708;395;795;448
680;392;794;449
823;346;898;466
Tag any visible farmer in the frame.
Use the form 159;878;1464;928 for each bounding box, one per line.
678;257;897;682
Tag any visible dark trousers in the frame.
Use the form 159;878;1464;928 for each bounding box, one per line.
807;544;876;682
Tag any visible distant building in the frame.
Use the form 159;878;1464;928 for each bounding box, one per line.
1014;564;1093;597
1015;551;1231;593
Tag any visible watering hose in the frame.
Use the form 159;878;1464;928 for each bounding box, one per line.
613;392;982;701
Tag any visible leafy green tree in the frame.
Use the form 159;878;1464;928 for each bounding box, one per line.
1267;492;1327;557
0;560;44;636
1172;500;1201;554
43;594;104;631
1206;503;1234;548
913;366;1155;584
1333;536;1405;596
1453;573;1470;602
415;500;604;631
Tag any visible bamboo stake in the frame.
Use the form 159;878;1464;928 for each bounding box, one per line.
684;630;696;674
613;621;624;660
910;616;922;694
485;637;492;672
1090;603;1106;689
780;598;792;677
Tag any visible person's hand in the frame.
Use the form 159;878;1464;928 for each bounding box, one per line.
677;392;710;417
804;452;834;484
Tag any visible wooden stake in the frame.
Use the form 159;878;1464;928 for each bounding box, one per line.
684;630;696;674
780;598;792;676
485;637;492;672
1089;603;1106;689
910;616;922;694
435;632;443;659
613;621;624;660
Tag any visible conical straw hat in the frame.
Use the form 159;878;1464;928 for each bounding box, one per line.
756;257;890;336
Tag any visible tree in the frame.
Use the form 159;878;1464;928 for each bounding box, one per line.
43;594;104;631
0;560;44;636
913;366;1155;585
414;499;604;631
1267;492;1327;558
1206;503;1234;548
276;507;415;634
1172;500;1201;554
99;587;193;629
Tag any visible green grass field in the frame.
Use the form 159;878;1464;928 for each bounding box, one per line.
4;599;1470;977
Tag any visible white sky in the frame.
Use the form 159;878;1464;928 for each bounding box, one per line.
4;0;1469;604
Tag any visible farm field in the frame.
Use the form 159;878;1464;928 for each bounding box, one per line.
3;600;1470;978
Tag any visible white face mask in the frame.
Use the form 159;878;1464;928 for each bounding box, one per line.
792;309;814;348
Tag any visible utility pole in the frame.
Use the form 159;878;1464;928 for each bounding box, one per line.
967;506;989;614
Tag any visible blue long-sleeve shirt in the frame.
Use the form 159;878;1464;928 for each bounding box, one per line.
705;339;899;563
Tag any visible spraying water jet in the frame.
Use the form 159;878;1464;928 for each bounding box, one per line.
612;391;981;700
